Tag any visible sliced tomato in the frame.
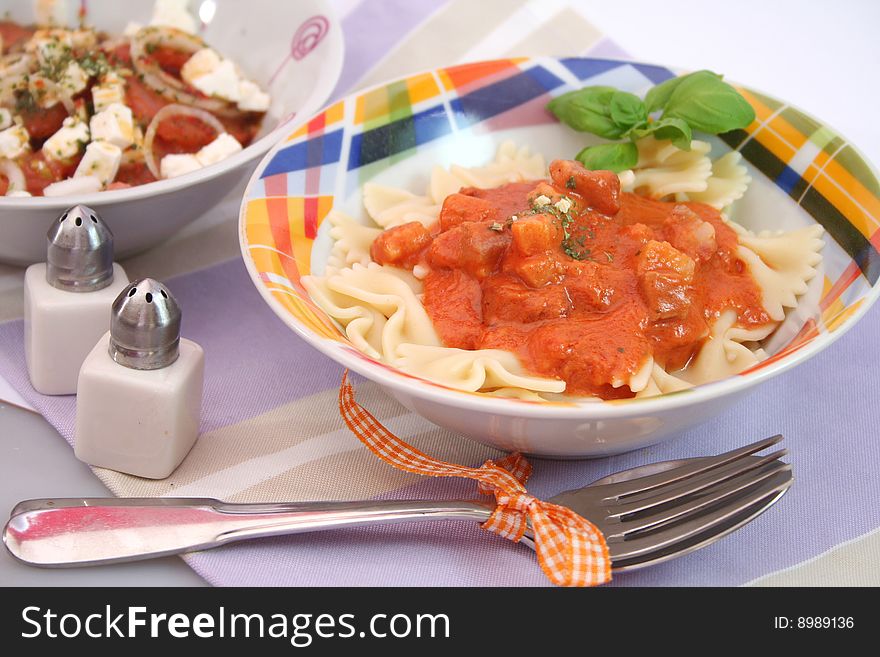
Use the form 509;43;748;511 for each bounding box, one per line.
126;75;169;124
116;160;157;187
20;152;79;196
147;46;192;77
0;21;35;52
157;116;218;152
104;41;133;67
20;103;69;141
0;176;9;196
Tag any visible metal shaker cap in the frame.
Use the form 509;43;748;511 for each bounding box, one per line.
46;205;115;292
109;279;181;370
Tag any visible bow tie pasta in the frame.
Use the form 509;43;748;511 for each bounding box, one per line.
305;139;823;400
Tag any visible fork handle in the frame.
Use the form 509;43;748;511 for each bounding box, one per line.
3;497;496;568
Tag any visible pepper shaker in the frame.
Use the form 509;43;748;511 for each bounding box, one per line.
74;279;205;479
24;205;129;395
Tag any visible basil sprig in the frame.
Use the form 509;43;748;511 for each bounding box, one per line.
547;70;756;172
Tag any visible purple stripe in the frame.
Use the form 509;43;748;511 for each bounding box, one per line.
583;37;630;60
179;304;880;586
0;258;346;440
330;0;451;99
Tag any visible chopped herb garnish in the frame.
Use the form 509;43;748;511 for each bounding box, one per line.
565;176;576;189
14;89;38;114
617;347;625;353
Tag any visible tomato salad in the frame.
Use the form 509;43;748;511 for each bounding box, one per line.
0;13;269;197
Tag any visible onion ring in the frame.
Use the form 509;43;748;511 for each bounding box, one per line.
0;159;27;194
143;103;225;179
29;76;76;116
130;26;243;118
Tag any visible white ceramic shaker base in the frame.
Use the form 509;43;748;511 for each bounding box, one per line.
24;263;129;395
74;332;205;479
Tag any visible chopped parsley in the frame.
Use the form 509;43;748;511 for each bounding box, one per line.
565;176;576;190
14;88;38;114
530;192;594;261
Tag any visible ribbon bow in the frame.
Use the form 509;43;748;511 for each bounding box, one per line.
338;372;611;587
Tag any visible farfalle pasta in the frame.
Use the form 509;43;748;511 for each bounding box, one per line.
304;139;824;400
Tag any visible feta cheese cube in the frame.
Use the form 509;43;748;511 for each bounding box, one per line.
196;133;242;166
160;153;203;179
554;197;572;213
30;30;73;66
0;109;12;131
189;60;241;103
74;141;122;187
59;60;89;95
92;76;127;113
89;103;134;149
6;190;33;197
151;0;197;34
43;117;89;160
0;125;31;159
533;194;552;207
35;0;68;27
124;21;143;37
181;48;221;85
43;175;102;197
237;79;270;112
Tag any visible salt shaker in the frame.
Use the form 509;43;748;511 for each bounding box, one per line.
24;205;129;395
74;279;205;479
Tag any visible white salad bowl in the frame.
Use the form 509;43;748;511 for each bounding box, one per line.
0;0;344;265
239;57;880;457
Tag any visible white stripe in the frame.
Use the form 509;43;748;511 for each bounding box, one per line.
454;0;568;64
742;525;880;586
163;413;436;499
249;244;297;261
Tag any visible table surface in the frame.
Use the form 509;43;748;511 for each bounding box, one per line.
1;0;877;587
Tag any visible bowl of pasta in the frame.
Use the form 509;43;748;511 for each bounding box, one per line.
239;57;880;457
0;0;343;264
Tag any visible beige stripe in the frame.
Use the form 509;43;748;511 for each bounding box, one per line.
88;380;411;499
355;0;530;90
502;7;602;58
230;424;502;502
747;528;880;586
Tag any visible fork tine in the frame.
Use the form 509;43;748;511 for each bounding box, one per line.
606;469;793;562
609;484;792;571
606;449;788;516
596;435;783;500
605;461;792;537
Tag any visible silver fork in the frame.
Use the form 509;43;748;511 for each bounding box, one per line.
3;436;792;572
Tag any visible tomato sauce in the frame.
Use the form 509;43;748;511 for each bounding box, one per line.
370;159;770;398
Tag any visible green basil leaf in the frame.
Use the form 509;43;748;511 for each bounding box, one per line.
644;70;720;114
547;86;630;139
662;70;755;134
609;91;647;131
575;141;639;173
652;117;693;150
630;117;693;150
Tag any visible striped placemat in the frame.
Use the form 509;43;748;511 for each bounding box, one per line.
0;0;878;586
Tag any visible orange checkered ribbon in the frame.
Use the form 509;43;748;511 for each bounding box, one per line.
338;372;612;587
